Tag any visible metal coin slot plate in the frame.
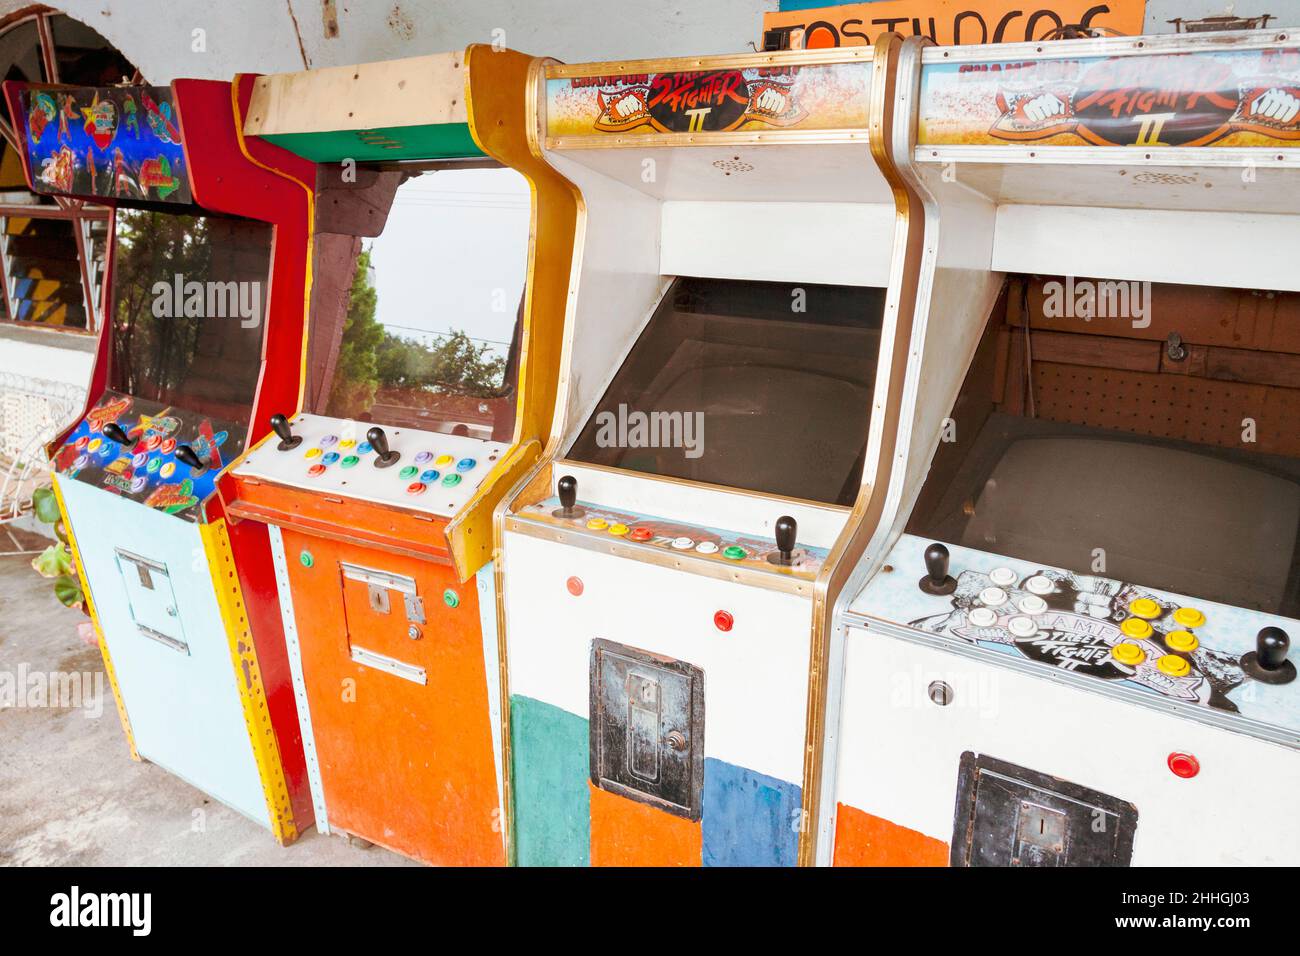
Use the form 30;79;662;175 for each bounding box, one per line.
349;645;427;685
113;548;188;654
951;752;1138;867
589;639;704;820
341;562;423;623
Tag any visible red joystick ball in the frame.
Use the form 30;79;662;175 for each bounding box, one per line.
1167;752;1200;779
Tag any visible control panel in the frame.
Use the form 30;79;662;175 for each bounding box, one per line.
52;391;243;522
850;534;1299;740
234;412;509;519
513;474;828;580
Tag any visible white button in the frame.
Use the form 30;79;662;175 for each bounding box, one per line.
671;536;694;550
694;541;718;554
968;607;998;628
979;587;1009;607
1008;616;1039;638
1025;575;1054;595
1018;595;1047;615
989;567;1016;587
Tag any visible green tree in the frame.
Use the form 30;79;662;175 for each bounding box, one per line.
325;248;383;418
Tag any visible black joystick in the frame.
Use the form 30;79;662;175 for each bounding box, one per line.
269;413;301;451
103;422;131;446
1241;626;1295;685
919;542;957;595
175;444;207;474
552;474;585;519
366;426;400;468
767;515;798;566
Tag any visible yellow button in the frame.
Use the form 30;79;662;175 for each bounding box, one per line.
339;439;355;449
1157;654;1191;677
1128;598;1161;619
1172;607;1205;629
586;518;608;531
304;448;322;459
1111;642;1146;665
1166;630;1199;652
88;438;102;452
435;455;454;466
1120;617;1153;639
608;523;629;536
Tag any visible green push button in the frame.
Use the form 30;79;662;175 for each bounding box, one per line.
441;473;462;487
443;588;459;608
299;550;314;568
400;465;418;479
340;455;359;468
723;546;747;561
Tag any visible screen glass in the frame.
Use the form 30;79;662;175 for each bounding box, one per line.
569;277;885;506
316;167;531;441
108;208;272;427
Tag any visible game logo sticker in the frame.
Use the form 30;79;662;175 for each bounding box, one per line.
53;391;242;522
7;83;192;202
919;47;1300;147
547;61;870;138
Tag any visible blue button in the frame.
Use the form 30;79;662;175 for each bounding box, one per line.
358;442;373;454
456;458;476;472
420;469;440;483
322;452;340;464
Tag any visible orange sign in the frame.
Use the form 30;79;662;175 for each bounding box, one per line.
762;1;1148;47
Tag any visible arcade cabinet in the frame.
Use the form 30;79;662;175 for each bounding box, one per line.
825;30;1300;865
498;37;928;866
3;79;316;841
225;47;579;865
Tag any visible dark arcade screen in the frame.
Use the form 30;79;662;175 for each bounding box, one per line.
570;277;885;506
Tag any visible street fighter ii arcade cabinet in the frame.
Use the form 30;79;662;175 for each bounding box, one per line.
3;78;317;841
499;37;929;866
823;29;1300;866
226;48;579;865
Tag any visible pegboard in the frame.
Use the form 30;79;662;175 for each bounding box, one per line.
1030;362;1300;458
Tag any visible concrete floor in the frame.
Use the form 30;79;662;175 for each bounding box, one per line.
0;549;415;866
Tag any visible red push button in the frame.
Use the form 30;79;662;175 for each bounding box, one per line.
1167;752;1199;779
628;527;653;542
406;482;426;495
566;576;583;596
307;463;326;476
714;610;733;632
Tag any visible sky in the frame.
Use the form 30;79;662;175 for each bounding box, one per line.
367;167;531;363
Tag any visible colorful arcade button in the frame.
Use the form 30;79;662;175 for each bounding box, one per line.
406;482;426;496
441;473;461;487
1166;630;1199;653
159;462;176;479
1111;642;1146;666
1120;618;1154;640
143;434;161;451
322;452;340;465
1172;607;1206;629
304;447;322;459
414;451;433;465
608;523;630;537
723;545;747;560
629;527;653;542
132;452;148;468
87;437;102;452
400;465;418;479
456;458;476;472
1156;654;1191;677
586;517;608;531
160;438;176;455
340;455;359;468
129;476;148;493
358;442;373;454
320;434;339;447
308;464;326;477
435;454;454;466
1129;598;1162;619
420;469;440;483
339;439;356;449
146;457;162;474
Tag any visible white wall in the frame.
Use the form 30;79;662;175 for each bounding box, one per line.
0;0;781;83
